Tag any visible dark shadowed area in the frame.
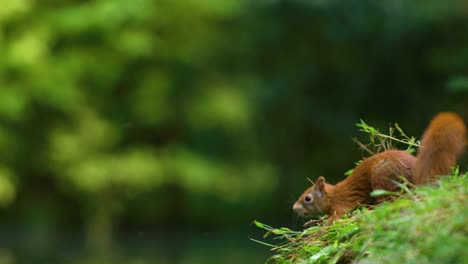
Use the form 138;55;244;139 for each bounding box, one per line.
0;0;466;263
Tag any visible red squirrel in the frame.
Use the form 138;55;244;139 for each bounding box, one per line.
293;112;466;221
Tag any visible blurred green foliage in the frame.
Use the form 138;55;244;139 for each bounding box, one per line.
0;0;467;260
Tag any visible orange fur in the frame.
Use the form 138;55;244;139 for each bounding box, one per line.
293;112;466;221
293;151;415;220
414;112;466;184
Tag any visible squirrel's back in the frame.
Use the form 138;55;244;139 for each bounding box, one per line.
414;112;466;185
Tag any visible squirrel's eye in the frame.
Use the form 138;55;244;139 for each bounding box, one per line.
304;194;312;203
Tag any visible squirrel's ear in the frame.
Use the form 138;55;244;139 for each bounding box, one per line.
315;176;326;192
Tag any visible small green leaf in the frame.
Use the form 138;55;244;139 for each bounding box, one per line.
253;220;264;228
370;189;395;197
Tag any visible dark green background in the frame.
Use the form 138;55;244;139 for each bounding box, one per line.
0;0;467;263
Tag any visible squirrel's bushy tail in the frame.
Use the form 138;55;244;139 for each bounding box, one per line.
414;112;467;185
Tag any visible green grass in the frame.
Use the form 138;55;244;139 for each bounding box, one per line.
253;173;468;264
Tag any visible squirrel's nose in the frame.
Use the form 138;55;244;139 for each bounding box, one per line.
293;202;302;213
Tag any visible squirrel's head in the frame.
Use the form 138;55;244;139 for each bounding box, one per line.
292;176;332;218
